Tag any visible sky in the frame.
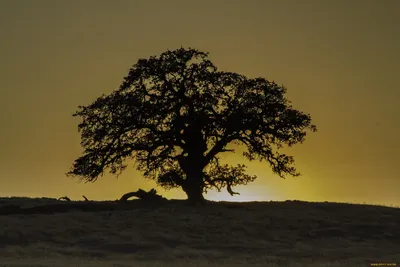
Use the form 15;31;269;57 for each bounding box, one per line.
0;0;399;206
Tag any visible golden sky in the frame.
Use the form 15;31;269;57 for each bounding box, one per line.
0;0;399;206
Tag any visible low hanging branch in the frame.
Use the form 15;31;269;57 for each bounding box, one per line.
204;163;257;196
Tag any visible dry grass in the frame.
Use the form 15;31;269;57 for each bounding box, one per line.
0;197;399;267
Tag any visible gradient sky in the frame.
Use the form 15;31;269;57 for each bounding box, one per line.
0;0;399;206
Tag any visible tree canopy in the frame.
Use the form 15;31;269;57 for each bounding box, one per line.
67;47;317;203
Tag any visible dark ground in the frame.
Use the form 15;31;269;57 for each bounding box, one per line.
0;197;398;267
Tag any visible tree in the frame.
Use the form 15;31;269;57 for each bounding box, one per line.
66;47;317;204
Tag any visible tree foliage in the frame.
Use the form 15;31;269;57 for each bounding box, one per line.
67;47;317;203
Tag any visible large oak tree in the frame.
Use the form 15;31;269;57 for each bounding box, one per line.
67;47;317;204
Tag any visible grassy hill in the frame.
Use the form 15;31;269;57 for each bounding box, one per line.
0;197;399;267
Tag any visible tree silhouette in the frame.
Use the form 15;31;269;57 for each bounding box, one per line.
67;47;317;204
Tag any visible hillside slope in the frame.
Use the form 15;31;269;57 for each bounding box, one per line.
0;198;399;267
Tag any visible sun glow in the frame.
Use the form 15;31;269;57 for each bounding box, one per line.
205;187;275;202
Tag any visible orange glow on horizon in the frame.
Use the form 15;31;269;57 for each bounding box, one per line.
0;0;399;207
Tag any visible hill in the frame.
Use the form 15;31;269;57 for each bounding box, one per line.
0;197;399;267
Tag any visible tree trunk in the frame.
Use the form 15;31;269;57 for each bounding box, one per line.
183;182;205;205
181;169;206;205
179;127;208;205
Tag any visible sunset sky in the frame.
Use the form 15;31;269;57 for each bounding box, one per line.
0;0;399;206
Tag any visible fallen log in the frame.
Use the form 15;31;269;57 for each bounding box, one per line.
119;188;166;202
58;196;71;201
